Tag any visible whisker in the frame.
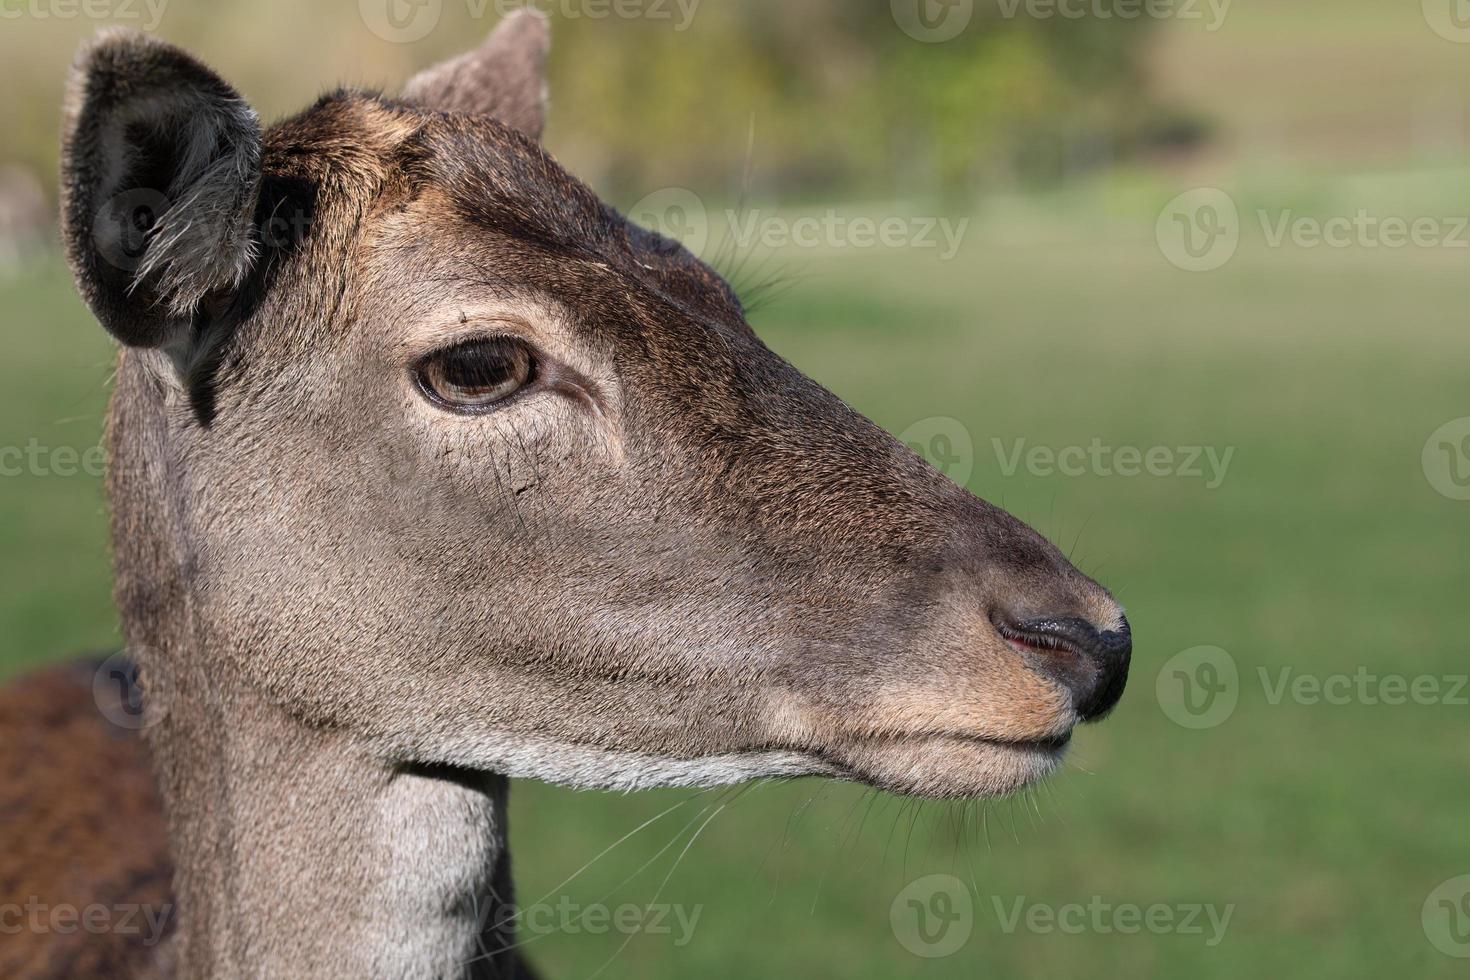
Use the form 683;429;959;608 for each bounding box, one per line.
582;787;740;980
467;785;741;966
513;787;714;919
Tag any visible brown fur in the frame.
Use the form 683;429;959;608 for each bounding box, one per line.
0;661;172;979
6;14;1131;978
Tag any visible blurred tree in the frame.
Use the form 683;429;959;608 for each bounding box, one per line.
0;0;1169;206
541;0;1163;200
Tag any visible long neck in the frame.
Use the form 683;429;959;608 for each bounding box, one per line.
108;355;531;979
143;663;527;979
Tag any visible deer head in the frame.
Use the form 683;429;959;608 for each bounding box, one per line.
59;15;1132;974
62;14;1129;806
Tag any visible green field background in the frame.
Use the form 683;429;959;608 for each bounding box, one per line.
3;2;1468;978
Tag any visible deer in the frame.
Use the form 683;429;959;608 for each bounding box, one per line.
0;11;1131;979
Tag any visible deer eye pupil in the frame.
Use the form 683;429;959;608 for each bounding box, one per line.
417;337;535;411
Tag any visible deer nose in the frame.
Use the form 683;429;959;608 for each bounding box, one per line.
993;613;1132;721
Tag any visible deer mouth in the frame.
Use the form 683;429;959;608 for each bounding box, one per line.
817;729;1072;800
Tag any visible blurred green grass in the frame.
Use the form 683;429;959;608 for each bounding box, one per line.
3;172;1466;976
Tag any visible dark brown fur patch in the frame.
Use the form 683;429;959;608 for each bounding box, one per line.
0;660;173;979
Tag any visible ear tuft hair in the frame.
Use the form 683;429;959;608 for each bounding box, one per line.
401;9;550;140
61;28;262;349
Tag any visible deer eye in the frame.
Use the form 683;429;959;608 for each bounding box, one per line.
416;337;536;412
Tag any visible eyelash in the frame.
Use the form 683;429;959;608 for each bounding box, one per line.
413;335;540;414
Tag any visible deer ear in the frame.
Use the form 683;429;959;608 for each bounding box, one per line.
401;8;550;140
60;28;262;350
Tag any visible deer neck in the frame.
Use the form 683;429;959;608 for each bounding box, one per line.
109;359;523;979
146;663;519;980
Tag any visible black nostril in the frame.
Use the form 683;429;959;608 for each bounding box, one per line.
994;614;1132;722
